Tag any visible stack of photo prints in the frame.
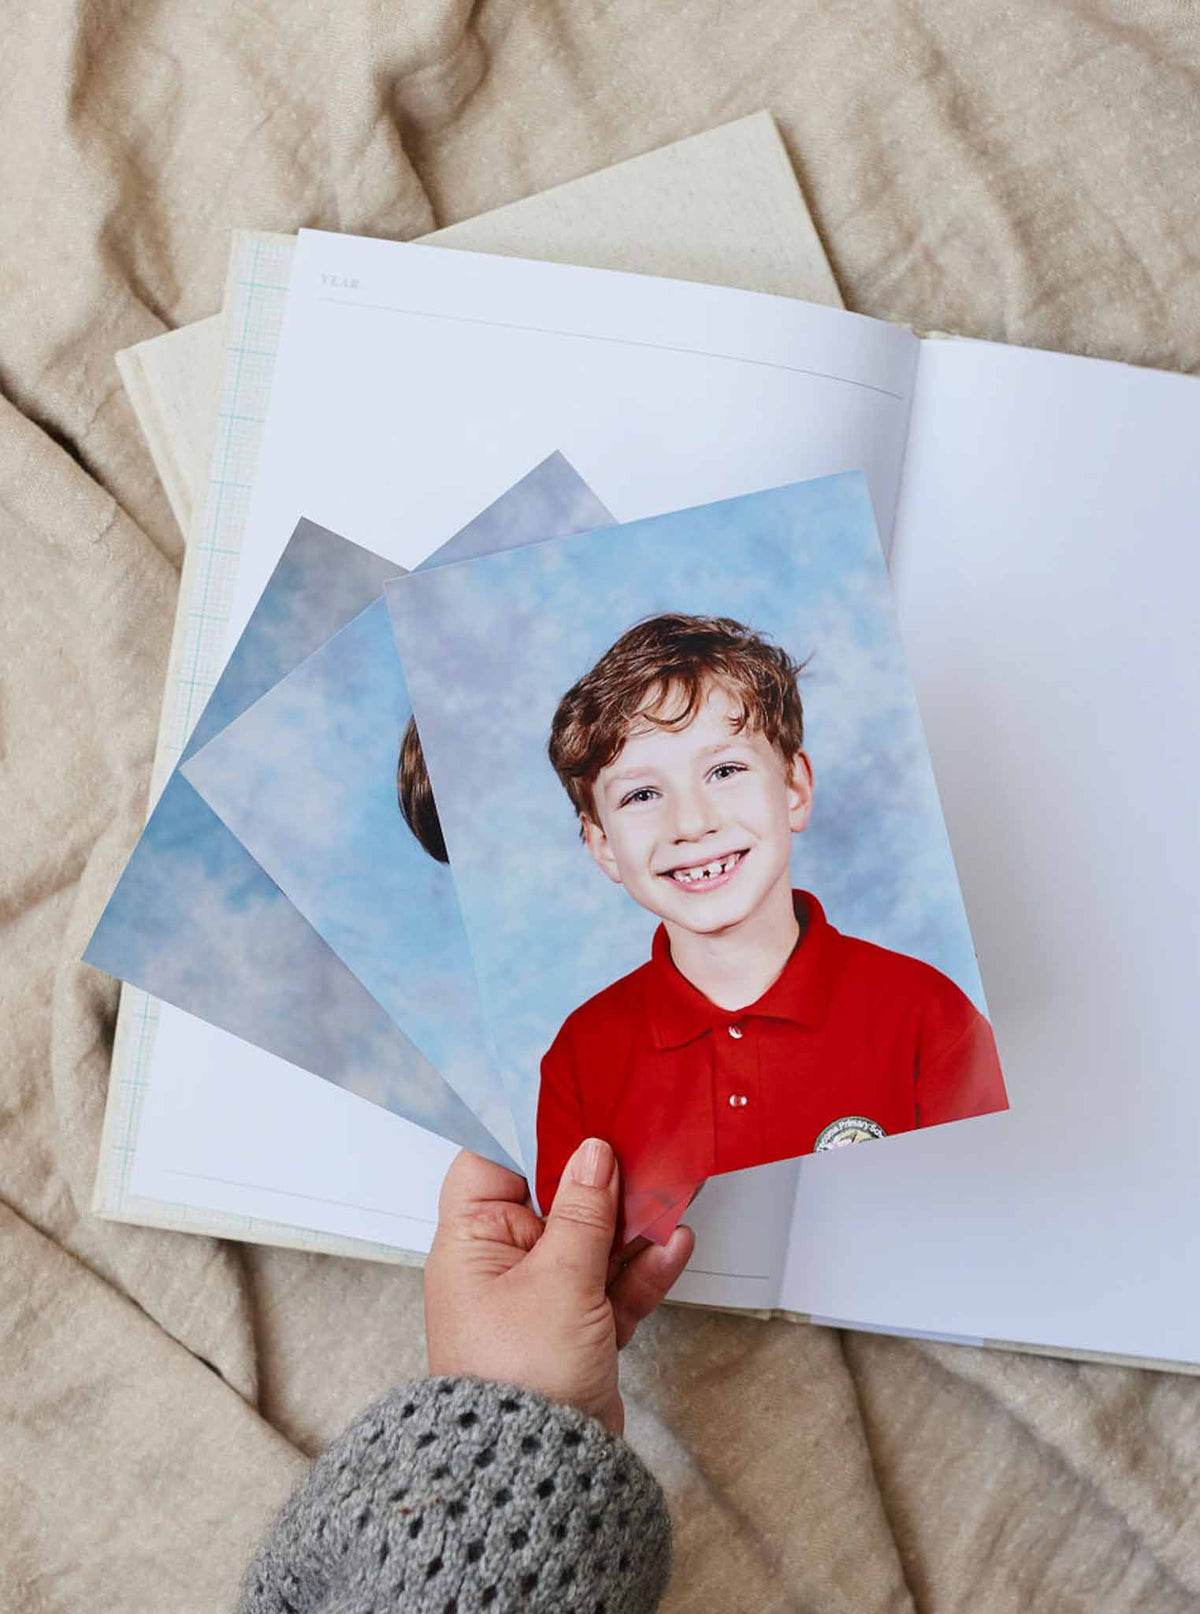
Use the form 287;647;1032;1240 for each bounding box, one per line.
87;454;1009;1245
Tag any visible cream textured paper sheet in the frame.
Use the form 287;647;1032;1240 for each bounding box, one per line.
115;113;841;551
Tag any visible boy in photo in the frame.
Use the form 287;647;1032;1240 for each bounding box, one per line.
535;612;1008;1218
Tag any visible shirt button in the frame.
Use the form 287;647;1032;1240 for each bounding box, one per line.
727;1024;744;1039
728;1093;749;1108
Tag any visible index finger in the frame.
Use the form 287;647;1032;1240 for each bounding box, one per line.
611;1225;696;1348
437;1149;531;1221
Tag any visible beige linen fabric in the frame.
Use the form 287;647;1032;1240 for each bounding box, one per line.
2;4;1199;1611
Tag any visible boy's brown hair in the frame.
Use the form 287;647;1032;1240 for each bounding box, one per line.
397;716;449;864
548;613;806;823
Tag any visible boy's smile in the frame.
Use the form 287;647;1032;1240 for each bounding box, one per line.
659;846;747;892
582;682;813;943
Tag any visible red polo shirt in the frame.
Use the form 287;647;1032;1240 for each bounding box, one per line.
536;891;1007;1231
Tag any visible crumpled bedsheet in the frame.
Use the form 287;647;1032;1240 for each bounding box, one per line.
2;3;1199;1609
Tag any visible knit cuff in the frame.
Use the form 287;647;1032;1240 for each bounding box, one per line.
238;1377;671;1614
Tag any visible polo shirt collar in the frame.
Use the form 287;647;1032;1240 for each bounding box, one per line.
645;890;841;1051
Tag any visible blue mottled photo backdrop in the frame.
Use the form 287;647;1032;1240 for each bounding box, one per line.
177;454;612;1169
88;455;612;1172
389;472;988;1177
84;518;510;1164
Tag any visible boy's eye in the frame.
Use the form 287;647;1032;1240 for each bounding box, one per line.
618;786;659;808
709;762;748;782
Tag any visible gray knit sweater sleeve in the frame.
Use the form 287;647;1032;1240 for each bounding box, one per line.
237;1377;672;1614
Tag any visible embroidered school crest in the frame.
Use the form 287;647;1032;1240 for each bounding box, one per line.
814;1115;887;1151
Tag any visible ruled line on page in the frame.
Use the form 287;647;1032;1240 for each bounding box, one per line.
165;1169;438;1227
316;296;907;402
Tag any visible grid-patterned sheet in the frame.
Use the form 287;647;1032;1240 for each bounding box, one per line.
93;230;410;1262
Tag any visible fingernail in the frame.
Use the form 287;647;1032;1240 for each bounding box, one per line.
570;1137;615;1188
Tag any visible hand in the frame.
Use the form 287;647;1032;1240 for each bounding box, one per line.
424;1138;695;1434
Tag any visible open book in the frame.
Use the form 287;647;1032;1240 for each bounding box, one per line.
97;179;1200;1370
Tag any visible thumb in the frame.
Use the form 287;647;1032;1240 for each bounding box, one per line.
533;1138;619;1292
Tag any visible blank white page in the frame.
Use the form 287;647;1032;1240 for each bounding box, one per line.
781;337;1200;1363
228;231;918;641
132;1006;455;1250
